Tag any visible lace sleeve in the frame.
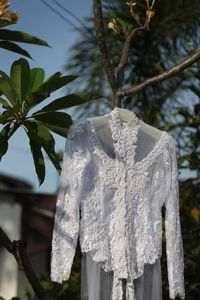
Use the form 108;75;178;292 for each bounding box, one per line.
164;136;185;299
50;125;87;283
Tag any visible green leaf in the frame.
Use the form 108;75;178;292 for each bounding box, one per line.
0;111;15;124
38;74;79;93
115;17;134;33
0;123;10;160
0;97;12;109
25;126;45;185
0;41;32;59
0;19;14;28
23;121;61;174
38;92;102;111
34;120;69;137
0;77;17;105
25;73;79;108
0;29;50;47
106;12;134;33
0;70;11;83
10;58;31;103
0;70;12;96
26;68;45;94
31;111;72;130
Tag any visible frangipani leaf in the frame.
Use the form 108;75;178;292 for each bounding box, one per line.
25;126;46;185
27;68;45;94
0;77;17;105
31;111;72;135
23;121;61;174
38;92;102;112
10;58;30;103
0;97;12;109
33;120;69;138
25;74;79;108
0;123;10;160
0;19;14;28
0;41;32;58
0;111;15;124
0;29;50;47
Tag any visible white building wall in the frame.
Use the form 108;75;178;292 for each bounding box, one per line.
0;195;22;299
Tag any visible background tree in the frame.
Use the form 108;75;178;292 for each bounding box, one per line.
65;0;200;124
63;0;200;299
0;0;50;58
0;0;200;299
0;2;101;299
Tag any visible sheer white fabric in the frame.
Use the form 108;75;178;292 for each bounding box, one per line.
50;107;185;300
81;253;162;300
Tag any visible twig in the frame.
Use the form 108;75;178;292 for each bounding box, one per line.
117;26;145;72
114;26;145;95
93;0;118;94
130;9;143;27
118;50;200;97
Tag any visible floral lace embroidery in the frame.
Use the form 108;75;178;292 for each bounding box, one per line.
51;108;185;300
163;141;185;299
51;122;88;283
83;108;184;299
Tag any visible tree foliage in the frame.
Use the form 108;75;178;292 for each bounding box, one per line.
0;58;102;185
0;0;50;58
65;0;200;123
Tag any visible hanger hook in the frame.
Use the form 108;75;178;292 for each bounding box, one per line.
121;90;126;108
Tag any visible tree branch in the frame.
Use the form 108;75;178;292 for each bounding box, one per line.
14;240;45;300
117;26;145;72
0;226;63;300
93;0;118;93
118;50;200;97
0;226;44;299
114;26;145;104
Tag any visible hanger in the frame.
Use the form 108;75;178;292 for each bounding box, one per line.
115;94;137;123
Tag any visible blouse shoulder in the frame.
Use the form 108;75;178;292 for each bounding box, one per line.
67;119;87;140
165;132;177;151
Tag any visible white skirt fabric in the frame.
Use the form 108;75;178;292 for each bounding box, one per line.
81;252;162;300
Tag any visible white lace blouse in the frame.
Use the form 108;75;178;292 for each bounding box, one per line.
50;107;185;300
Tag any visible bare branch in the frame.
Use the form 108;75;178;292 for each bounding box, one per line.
15;240;45;300
93;0;118;93
114;26;145;94
130;10;143;27
0;226;63;300
118;50;200;97
0;226;44;298
113;26;146;108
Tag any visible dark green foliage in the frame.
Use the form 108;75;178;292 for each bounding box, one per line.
65;0;200;123
0;58;102;185
0;20;50;58
0;123;10;160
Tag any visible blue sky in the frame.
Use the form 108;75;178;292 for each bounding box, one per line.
0;0;92;193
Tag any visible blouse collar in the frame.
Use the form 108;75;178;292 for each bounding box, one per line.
108;107;140;129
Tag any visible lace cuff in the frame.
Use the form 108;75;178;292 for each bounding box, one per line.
164;137;185;299
50;125;87;283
